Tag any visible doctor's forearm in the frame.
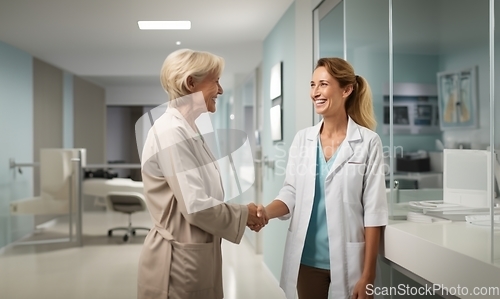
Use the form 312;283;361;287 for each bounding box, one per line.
265;200;290;219
361;226;381;281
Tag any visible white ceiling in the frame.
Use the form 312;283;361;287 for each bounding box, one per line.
0;0;294;89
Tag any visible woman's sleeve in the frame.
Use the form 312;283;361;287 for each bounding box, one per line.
362;135;389;227
155;126;248;244
276;132;301;220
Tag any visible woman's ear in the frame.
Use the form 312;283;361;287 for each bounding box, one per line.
343;85;353;98
186;76;195;91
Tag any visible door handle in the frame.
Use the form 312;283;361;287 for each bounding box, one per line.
263;156;275;170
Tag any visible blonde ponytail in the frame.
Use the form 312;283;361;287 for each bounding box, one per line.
346;75;376;130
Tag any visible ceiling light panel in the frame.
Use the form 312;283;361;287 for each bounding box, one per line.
138;21;191;30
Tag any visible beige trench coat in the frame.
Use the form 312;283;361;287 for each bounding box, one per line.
137;107;248;299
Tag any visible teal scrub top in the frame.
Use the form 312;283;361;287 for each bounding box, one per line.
301;139;340;270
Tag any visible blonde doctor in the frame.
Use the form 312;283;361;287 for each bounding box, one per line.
260;58;388;299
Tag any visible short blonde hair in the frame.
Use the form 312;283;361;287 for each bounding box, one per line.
316;57;376;130
160;49;224;100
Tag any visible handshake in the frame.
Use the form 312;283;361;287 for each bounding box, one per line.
246;203;269;232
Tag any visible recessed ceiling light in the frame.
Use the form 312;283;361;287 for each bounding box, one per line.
176;41;181;45
138;21;191;30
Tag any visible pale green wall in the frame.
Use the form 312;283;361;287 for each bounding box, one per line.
0;41;34;248
261;2;295;280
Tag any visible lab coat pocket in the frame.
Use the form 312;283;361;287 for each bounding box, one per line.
344;163;366;203
346;241;365;294
170;240;215;294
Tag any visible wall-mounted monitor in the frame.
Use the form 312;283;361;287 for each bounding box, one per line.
382;96;440;135
382;82;441;135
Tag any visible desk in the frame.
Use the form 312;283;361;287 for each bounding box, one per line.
82;178;144;198
384;221;500;298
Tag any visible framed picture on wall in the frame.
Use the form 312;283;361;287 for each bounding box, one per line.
270;62;282;100
270;97;282;142
270;61;283;142
437;66;478;130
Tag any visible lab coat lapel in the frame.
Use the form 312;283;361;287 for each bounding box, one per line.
327;117;362;178
306;121;323;141
306;121;323;158
303;121;322;222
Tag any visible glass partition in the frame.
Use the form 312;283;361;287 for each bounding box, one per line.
317;0;344;59
344;0;392;215
343;1;394;294
314;0;498;271
394;0;496;264
494;0;500;266
313;0;344;124
392;0;443;200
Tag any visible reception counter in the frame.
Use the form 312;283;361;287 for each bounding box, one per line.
384;220;500;298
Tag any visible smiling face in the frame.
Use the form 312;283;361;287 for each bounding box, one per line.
191;72;223;113
310;66;352;117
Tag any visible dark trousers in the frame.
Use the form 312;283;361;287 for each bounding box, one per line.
297;264;331;299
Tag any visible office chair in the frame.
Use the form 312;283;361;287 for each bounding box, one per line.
105;191;150;242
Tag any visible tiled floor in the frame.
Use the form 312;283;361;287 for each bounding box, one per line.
0;211;285;299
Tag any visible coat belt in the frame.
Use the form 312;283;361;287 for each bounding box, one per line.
152;225;175;297
153;225;175;242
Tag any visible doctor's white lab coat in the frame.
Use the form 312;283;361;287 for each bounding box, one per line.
277;117;388;299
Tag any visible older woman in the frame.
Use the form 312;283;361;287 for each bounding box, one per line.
137;49;265;299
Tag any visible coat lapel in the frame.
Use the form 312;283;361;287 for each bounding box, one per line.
306;121;323;164
196;125;225;198
327;117;362;179
167;108;224;196
306;121;322;140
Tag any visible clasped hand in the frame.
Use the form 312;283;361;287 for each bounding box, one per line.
246;203;268;232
